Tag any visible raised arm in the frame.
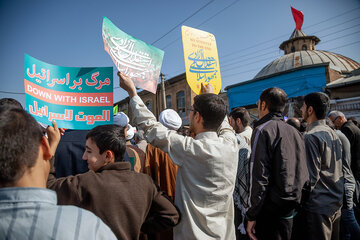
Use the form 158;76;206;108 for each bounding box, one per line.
118;72;190;166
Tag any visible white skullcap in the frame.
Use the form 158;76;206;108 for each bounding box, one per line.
159;109;182;130
126;124;136;140
113;112;129;127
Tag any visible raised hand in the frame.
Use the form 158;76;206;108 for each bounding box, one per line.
201;82;214;94
46;120;61;156
118;72;137;98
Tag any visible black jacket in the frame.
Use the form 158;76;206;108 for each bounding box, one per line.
54;130;89;177
246;112;308;221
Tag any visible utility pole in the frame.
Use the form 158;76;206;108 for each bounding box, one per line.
160;73;166;110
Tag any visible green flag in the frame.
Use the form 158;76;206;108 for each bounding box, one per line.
113;105;118;114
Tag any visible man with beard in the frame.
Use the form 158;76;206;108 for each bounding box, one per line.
229;107;253;146
300;92;343;240
118;72;238;240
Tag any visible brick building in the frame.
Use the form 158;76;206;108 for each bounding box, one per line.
114;73;228;126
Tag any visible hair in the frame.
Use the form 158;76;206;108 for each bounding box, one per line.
0;107;43;186
0;98;23;109
259;87;287;113
286;118;301;131
328;110;346;120
193;93;227;131
325;117;335;130
86;125;126;162
303;92;330;120
229;107;251;127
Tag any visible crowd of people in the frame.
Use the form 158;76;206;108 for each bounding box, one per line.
0;72;360;240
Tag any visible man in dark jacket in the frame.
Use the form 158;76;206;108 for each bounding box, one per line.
246;87;308;240
47;124;180;240
54;130;89;177
329;111;360;182
329;110;360;224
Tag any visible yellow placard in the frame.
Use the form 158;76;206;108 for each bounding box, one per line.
181;26;221;95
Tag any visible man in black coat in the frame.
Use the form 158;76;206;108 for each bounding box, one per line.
54;130;89;177
246;87;308;240
329;110;360;222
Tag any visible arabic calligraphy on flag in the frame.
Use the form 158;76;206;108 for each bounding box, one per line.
102;17;164;94
24;54;113;130
181;26;222;95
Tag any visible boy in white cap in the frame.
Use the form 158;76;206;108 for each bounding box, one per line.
113;112;129;127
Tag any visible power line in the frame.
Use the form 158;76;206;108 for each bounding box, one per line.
220;31;360;73
318;30;360;45
169;26;360;78
221;49;280;68
222;55;280;73
308;16;360;35
219;7;360;60
327;40;360;51
222;67;260;78
221;16;360;62
318;22;360;38
164;6;360;78
304;6;360;30
221;46;279;64
197;0;240;27
161;0;240;50
221;40;360;79
151;0;215;45
220;26;360;69
0;90;25;95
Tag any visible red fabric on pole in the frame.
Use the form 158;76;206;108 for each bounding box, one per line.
291;6;304;30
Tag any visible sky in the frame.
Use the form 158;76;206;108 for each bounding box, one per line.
1;0;360;107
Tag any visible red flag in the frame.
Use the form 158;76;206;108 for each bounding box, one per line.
291;6;304;30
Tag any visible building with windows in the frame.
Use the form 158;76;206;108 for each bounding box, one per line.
115;73;228;126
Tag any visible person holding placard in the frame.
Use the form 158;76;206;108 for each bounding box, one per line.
118;72;238;240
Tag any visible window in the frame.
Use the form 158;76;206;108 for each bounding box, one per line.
176;91;185;118
166;95;172;109
291;46;295;52
145;100;152;112
302;44;307;50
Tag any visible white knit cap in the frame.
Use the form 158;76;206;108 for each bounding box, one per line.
159;109;182;130
126;124;136;140
113;112;129;127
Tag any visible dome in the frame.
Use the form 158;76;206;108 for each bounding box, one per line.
254;50;360;79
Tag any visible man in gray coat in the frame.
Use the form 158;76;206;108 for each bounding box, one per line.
301;92;343;240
